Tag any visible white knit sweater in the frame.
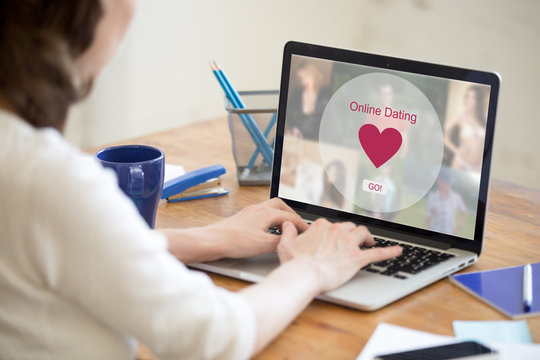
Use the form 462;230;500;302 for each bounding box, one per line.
0;111;255;360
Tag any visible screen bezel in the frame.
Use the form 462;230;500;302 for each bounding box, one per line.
270;41;500;255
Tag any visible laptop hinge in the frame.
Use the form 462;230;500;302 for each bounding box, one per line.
297;210;451;251
367;226;451;251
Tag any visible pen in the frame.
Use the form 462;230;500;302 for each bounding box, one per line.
523;263;533;312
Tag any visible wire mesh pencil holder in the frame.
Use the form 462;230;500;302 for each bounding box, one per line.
226;90;278;185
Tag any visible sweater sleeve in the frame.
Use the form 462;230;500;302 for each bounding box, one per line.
24;130;256;360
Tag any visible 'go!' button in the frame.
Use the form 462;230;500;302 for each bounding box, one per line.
362;179;387;195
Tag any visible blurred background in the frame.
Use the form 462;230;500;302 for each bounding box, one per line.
65;0;540;189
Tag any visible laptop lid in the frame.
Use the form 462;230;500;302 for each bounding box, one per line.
270;41;500;256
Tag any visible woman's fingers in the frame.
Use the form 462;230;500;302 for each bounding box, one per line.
268;198;309;229
277;221;298;262
268;208;309;233
334;221;357;233
258;234;281;253
268;197;295;212
280;221;297;240
347;225;374;247
358;246;402;265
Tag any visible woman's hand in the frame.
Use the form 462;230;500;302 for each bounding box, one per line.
164;198;309;263
242;218;402;354
204;198;309;259
277;218;402;293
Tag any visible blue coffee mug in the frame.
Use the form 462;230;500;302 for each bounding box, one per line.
95;145;165;228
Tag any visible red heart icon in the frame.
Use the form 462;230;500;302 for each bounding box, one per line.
358;124;402;168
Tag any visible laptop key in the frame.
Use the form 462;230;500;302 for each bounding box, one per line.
380;269;398;276
373;259;394;267
364;239;456;276
267;226;282;235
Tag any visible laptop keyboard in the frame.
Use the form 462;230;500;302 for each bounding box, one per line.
268;227;455;280
362;238;455;279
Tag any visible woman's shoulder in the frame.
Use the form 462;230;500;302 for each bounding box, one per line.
0;110;117;211
1;111;94;177
0;110;153;257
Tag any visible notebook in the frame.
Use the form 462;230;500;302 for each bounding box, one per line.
450;263;540;319
190;41;500;310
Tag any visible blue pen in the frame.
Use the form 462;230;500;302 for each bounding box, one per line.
211;62;273;164
523;263;533;312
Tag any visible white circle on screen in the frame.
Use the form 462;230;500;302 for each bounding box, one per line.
318;72;443;213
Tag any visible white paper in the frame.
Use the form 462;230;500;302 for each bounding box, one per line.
357;323;454;360
357;323;540;360
164;164;185;183
488;342;540;360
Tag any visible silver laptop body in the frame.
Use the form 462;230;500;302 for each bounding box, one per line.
191;41;500;311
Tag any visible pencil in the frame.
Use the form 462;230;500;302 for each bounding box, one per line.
210;62;273;165
241;112;277;180
212;61;275;172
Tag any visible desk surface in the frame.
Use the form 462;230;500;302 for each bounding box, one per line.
106;118;540;359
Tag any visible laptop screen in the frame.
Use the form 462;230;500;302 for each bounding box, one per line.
273;43;499;245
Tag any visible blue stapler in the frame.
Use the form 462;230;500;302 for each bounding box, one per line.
161;164;229;202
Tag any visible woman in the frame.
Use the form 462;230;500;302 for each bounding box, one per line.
320;160;347;210
443;86;487;173
286;61;332;141
0;1;401;359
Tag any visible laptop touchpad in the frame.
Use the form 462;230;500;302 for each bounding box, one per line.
227;252;280;277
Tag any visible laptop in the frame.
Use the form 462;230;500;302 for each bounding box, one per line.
192;41;500;310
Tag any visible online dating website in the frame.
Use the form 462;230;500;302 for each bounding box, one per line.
279;55;491;240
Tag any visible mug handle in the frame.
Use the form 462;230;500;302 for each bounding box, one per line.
129;166;144;195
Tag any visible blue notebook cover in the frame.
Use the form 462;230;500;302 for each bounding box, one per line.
450;262;540;319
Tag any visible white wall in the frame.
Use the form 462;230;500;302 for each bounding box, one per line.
65;0;540;189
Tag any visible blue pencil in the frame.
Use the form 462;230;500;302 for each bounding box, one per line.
211;62;273;165
216;61;275;173
240;112;277;180
212;62;271;156
216;63;248;109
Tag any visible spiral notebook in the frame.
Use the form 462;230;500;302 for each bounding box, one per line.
450;263;540;319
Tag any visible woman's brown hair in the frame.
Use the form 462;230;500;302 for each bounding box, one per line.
0;0;103;130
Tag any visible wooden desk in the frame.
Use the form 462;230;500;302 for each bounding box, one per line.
106;118;540;359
